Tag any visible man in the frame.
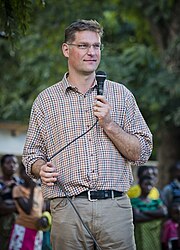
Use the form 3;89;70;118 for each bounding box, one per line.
23;19;153;250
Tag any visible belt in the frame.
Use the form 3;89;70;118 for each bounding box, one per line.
76;190;125;201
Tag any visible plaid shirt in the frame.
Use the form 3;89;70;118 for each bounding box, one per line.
22;73;152;199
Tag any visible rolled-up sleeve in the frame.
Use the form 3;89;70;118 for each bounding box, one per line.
124;90;153;165
22;97;47;179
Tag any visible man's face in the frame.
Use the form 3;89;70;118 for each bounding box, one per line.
63;30;101;75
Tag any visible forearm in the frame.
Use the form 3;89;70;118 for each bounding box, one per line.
0;204;17;215
134;213;153;223
144;207;168;218
32;159;46;179
103;120;140;161
16;196;33;215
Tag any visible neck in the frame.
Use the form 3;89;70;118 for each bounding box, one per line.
67;71;96;94
139;193;149;200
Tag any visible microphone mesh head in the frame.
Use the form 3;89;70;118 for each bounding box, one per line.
96;71;107;78
96;71;107;95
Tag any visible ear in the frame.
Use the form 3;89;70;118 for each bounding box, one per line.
62;43;69;58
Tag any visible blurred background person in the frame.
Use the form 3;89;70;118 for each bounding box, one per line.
131;175;167;250
0;154;20;250
128;165;160;200
161;201;180;250
8;164;49;250
161;161;180;214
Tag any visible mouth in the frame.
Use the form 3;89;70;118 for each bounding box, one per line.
84;59;97;62
83;60;97;66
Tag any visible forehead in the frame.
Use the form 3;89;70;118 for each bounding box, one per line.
143;167;153;175
4;156;17;163
74;30;101;42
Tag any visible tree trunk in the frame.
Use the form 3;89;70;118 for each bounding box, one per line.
157;127;180;189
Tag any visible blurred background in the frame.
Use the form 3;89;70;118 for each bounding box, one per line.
0;0;180;188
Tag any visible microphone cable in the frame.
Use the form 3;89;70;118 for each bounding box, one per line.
46;71;107;250
54;181;102;250
48;119;98;161
48;72;106;162
47;119;102;250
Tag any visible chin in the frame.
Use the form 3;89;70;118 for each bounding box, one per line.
85;67;98;74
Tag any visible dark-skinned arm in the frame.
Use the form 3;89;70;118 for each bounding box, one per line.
143;205;168;219
15;184;35;215
0;197;17;215
133;208;154;223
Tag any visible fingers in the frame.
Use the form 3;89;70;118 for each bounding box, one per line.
93;96;113;129
40;162;59;186
95;95;108;104
93;96;111;116
93;98;105;113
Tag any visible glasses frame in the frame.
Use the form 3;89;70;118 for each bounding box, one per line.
67;43;104;51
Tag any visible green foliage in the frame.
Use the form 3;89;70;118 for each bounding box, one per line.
101;42;180;128
120;0;175;21
0;0;33;41
0;0;180;136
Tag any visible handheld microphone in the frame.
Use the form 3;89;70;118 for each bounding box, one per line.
96;71;107;95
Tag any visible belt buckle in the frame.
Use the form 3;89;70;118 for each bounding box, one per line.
88;190;97;202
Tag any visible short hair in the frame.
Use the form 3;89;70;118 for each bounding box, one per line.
64;19;103;43
0;154;15;166
137;165;153;178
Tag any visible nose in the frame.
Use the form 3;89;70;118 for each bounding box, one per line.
87;45;96;54
10;161;17;170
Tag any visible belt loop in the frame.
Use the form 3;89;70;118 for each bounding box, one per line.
111;190;115;199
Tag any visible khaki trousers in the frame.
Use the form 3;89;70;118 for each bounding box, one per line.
50;194;136;250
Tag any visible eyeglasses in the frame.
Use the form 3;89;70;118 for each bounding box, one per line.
67;43;104;51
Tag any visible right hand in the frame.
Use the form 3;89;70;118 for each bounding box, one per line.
39;162;59;186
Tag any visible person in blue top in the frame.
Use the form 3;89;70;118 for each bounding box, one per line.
162;161;180;214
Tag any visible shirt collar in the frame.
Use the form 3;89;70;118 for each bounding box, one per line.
61;72;97;94
61;72;72;93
